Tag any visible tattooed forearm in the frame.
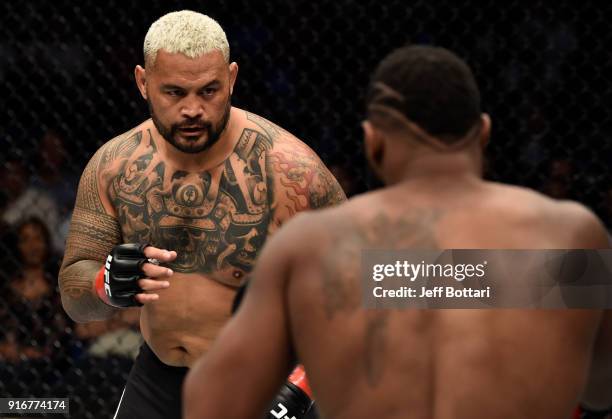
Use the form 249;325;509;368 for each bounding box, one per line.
59;260;117;322
60;209;122;321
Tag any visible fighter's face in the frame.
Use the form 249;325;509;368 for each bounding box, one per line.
141;50;237;154
18;223;48;266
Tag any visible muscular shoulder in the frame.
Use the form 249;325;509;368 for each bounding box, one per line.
243;111;299;145
243;110;320;161
95;124;152;177
486;182;608;248
551;200;609;248
75;123;152;213
243;110;346;219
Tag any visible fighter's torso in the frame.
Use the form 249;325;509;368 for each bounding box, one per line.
101;113;314;366
109;125;273;286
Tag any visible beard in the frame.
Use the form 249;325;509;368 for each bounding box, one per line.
149;97;232;154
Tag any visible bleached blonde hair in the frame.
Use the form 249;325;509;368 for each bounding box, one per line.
143;10;229;67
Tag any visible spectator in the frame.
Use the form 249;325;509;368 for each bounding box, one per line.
1;158;62;255
0;217;76;398
29;129;79;218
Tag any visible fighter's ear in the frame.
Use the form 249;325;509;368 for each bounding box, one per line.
479;113;491;149
228;62;239;95
362;120;385;180
135;65;147;100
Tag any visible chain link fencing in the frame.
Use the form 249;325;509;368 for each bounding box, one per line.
1;0;611;417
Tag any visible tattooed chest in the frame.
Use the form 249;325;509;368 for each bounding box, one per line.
108;130;274;279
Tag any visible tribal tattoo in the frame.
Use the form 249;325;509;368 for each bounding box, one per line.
60;115;345;317
320;209;442;387
108;128;274;284
247;111;346;216
60;133;127;320
322;210;442;318
105;116;342;283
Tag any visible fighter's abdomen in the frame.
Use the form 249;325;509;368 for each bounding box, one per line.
139;271;236;367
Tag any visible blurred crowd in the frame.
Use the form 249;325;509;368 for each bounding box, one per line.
0;130;142;413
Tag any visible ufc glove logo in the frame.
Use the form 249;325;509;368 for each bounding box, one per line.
270;403;296;419
104;255;113;297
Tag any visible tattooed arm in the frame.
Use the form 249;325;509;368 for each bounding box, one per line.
299;149;347;210
59;139;123;322
268;139;346;231
245;112;346;231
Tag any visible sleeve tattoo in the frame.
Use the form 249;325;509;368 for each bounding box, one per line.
246;111;346;212
269;147;347;216
59;139;124;321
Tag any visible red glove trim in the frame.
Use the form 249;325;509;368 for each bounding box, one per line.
95;265;110;304
288;365;313;399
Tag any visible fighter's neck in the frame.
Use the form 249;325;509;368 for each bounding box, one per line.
387;152;483;186
150;108;240;173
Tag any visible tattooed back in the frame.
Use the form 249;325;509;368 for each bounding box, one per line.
283;179;606;419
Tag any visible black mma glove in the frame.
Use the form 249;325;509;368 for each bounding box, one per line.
95;243;152;308
268;366;314;419
575;405;612;419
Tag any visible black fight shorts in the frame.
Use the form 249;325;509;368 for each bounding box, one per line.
113;342;321;419
113;343;188;419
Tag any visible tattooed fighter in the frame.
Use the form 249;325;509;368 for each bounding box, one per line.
184;46;612;419
58;10;345;419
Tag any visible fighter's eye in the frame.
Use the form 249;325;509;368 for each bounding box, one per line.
201;87;217;96
165;89;185;97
